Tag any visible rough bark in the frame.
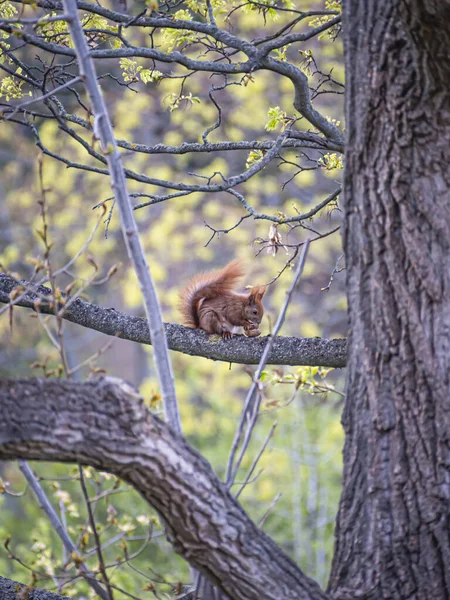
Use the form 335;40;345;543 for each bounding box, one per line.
328;1;450;599
0;273;347;367
0;576;69;600
0;377;328;600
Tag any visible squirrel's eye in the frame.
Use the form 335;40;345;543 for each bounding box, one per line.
252;308;258;315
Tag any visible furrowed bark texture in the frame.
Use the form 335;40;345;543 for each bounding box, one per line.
329;1;450;599
0;378;328;600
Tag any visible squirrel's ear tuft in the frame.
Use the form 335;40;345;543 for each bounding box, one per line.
248;285;267;302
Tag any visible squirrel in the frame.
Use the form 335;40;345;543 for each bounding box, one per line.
179;259;266;339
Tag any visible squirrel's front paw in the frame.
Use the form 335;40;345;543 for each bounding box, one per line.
244;328;261;338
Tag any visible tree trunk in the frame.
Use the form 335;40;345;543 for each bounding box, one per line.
329;1;450;599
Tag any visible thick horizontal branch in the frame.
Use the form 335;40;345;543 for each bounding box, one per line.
111;136;343;155
0;24;255;75
29;120;302;200
0;273;346;367
16;0;337;57
2;0;343;144
0;103;342;152
0;576;69;600
0;377;329;600
30;121;343;222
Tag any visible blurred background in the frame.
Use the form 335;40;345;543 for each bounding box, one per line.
0;0;346;596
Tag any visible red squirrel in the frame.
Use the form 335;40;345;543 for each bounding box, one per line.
179;259;266;339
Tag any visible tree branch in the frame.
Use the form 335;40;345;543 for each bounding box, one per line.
3;0;343;144
22;120;344;215
18;461;110;600
226;239;311;486
0;24;256;75
0;377;329;600
0;273;346;368
61;0;181;433
0;576;69;600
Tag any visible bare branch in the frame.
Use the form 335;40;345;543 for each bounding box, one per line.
0;575;69;600
226;239;311;485
78;466;114;600
0;273;346;367
21;120;342;217
61;0;181;433
5;76;81;121
18;461;109;600
1;0;344;143
258;16;341;54
0;376;330;600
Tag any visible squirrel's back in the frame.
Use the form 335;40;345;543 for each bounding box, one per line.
179;259;245;328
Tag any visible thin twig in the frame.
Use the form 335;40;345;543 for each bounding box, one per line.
68;338;115;377
258;492;282;528
18;461;109;600
0;200;105;319
322;253;344;292
6;76;81;121
226;239;311;487
234;421;277;499
78;466;114;600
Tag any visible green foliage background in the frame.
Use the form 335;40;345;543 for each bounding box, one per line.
0;0;346;596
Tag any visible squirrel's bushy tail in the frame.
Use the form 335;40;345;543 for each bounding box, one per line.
179;259;245;328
